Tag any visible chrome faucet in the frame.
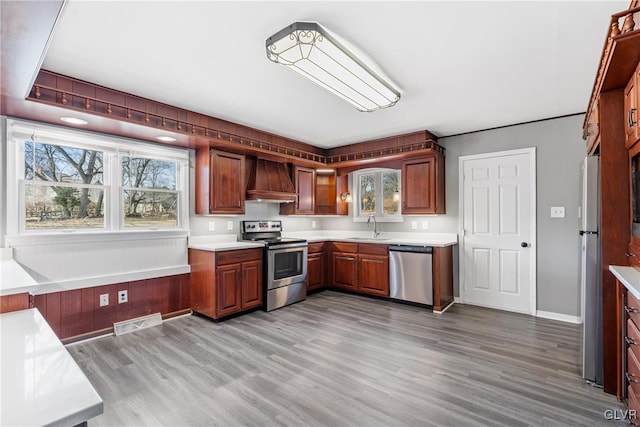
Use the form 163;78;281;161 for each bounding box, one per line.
367;214;380;239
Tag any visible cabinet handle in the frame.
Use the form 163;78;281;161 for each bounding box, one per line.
626;336;637;346
585;123;591;137
626;305;639;314
627;252;637;257
627;372;640;383
630;108;637;128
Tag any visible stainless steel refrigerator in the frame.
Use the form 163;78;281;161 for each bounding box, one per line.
579;155;602;385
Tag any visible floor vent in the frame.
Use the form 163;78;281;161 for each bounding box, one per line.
114;313;163;336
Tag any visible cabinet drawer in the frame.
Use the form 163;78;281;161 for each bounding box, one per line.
629;293;640;332
308;242;325;254
629;319;640;365
358;243;388;255
629;384;640;426
216;249;262;265
331;242;357;253
629;347;640;398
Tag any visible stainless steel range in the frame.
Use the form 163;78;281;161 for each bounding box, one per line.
240;220;308;311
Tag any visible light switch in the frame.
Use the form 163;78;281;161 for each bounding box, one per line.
422;221;429;230
550;206;565;218
411;221;418;230
227;221;233;231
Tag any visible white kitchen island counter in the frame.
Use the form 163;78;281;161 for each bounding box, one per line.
0;308;103;426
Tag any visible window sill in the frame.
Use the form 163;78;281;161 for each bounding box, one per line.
5;229;189;247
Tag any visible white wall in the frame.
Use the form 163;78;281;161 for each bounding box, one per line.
1;117;189;293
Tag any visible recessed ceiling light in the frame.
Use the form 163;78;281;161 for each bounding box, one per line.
156;136;176;142
60;117;88;125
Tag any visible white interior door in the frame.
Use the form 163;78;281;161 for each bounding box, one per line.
459;148;536;314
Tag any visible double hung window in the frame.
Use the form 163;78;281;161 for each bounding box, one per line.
353;168;401;221
8;119;188;235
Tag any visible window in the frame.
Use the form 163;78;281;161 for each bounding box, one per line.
8;119;188;234
353;168;401;221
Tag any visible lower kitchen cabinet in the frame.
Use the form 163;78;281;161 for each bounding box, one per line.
307;242;326;292
331;242;358;291
358;253;389;296
330;242;389;297
189;248;263;320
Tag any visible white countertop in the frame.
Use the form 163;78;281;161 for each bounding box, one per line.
284;230;458;247
610;265;640;300
188;234;265;252
0;248;40;297
0;308;103;426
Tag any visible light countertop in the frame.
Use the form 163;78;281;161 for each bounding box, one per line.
0;308;103;426
187;235;265;252
284;231;458;247
610;265;640;300
0;248;39;294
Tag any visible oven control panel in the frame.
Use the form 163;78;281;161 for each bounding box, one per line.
242;220;282;233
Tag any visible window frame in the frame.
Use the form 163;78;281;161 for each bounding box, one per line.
7;119;189;241
352;168;403;222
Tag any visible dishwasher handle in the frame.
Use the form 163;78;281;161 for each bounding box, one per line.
388;245;433;254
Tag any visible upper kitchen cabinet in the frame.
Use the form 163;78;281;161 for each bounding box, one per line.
195;148;246;215
584;100;600;154
625;63;640;148
280;166;315;215
401;153;445;214
315;171;348;216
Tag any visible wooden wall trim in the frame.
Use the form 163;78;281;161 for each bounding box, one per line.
28;70;442;167
33;273;190;341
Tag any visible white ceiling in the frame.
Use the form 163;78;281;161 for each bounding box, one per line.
42;1;627;148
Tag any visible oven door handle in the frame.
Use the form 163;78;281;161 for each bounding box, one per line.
268;243;309;251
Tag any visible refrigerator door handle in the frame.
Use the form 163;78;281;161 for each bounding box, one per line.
579;230;599;235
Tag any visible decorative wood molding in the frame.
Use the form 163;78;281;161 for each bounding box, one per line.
28;70;443;167
583;4;640;134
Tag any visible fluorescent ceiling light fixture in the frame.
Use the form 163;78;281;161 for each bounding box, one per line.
156;136;176;142
60;116;88;125
266;22;400;112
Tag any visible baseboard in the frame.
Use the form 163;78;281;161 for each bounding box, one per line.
536;310;582;324
454;297;462;304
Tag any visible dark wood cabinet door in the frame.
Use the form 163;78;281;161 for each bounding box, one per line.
402;156;442;214
216;263;242;317
357;254;389;296
307;253;325;291
625;74;638;148
210;150;245;214
295;166;315;214
241;260;263;310
332;251;357;290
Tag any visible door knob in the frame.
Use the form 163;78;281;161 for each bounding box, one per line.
521;242;529;248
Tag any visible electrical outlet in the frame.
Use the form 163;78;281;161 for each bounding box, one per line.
422;221;429;230
208;221;216;232
550;206;565;218
411;221;418;230
311;220;316;229
227;221;233;231
99;294;109;307
118;290;128;304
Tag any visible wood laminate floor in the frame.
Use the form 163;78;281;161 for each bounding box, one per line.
68;291;625;427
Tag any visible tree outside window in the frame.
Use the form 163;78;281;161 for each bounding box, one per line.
354;168;401;220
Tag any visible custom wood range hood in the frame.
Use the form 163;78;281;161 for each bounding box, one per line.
245;157;297;203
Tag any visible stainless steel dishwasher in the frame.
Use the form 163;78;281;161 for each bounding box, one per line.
389;245;433;305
